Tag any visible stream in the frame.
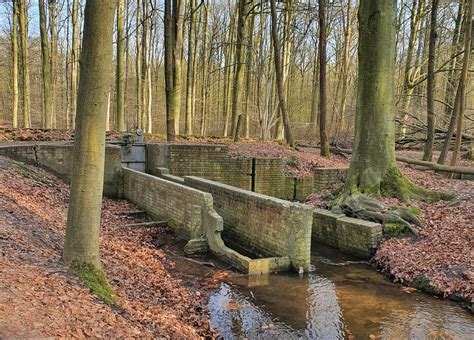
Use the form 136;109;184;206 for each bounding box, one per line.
208;243;473;339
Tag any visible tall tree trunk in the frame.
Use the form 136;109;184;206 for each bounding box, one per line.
199;4;209;136
310;39;319;125
442;2;463;124
243;12;255;139
422;0;438;161
63;0;116;268
18;0;30;128
342;0;420;200
230;0;248;139
399;0;425;136
141;0;149;131
336;0;354;141
12;0;19;128
39;0;52;129
48;0;57;128
270;0;294;145
223;4;237;137
318;0;329;157
116;0;126;131
185;0;196;136
164;0;175;140
438;1;471;165
70;0;80;129
135;0;143;129
448;0;472;166
172;0;185;136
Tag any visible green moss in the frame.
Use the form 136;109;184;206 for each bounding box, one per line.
381;166;452;203
73;263;118;305
410;275;440;295
383;222;408;237
12;161;46;183
286;156;299;167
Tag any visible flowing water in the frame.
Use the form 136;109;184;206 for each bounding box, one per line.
208;243;474;339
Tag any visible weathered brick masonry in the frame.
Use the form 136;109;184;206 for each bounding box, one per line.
184;176;313;271
146;143;348;200
0;142;122;197
313;209;383;258
122;167;291;274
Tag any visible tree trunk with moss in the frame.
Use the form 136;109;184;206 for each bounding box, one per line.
63;0;116;268
341;0;429;202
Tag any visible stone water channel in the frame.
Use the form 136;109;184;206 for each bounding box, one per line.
208;243;474;339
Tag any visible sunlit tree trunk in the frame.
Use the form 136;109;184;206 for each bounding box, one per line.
270;0;294;145
223;3;236;137
135;0;143;129
199;4;209;136
18;0;30;128
70;0;79;129
48;0;58;129
116;0;126;131
39;0;52;129
185;0;196;136
172;0;185;135
230;0;248;139
64;0;116;267
11;1;19;128
244;12;255;139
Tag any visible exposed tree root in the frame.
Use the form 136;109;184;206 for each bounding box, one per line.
331;166;452;238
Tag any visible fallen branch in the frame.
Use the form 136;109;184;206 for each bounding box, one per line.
395;156;474;175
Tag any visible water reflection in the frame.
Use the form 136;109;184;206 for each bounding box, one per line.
209;243;474;339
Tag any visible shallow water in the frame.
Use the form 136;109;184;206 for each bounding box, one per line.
209;243;474;339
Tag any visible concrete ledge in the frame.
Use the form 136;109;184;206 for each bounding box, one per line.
184;175;313;271
0;142;122;197
313;209;382;259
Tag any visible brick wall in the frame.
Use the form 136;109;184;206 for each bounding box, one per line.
122;167;291;274
184;176;313;271
122;168;207;240
313;167;348;191
0;143;122;197
313;209;382;258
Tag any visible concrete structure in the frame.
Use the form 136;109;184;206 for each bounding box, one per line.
122;167;291;274
0;142;122;197
183;176;313;271
1;142;383;272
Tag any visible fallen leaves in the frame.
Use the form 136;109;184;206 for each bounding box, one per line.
0;156;216;338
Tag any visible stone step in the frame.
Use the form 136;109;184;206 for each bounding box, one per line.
122;221;168;228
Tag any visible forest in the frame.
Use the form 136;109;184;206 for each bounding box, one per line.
0;0;472;160
0;0;473;339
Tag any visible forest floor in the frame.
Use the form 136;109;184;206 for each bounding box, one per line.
0;155;232;338
306;160;473;305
